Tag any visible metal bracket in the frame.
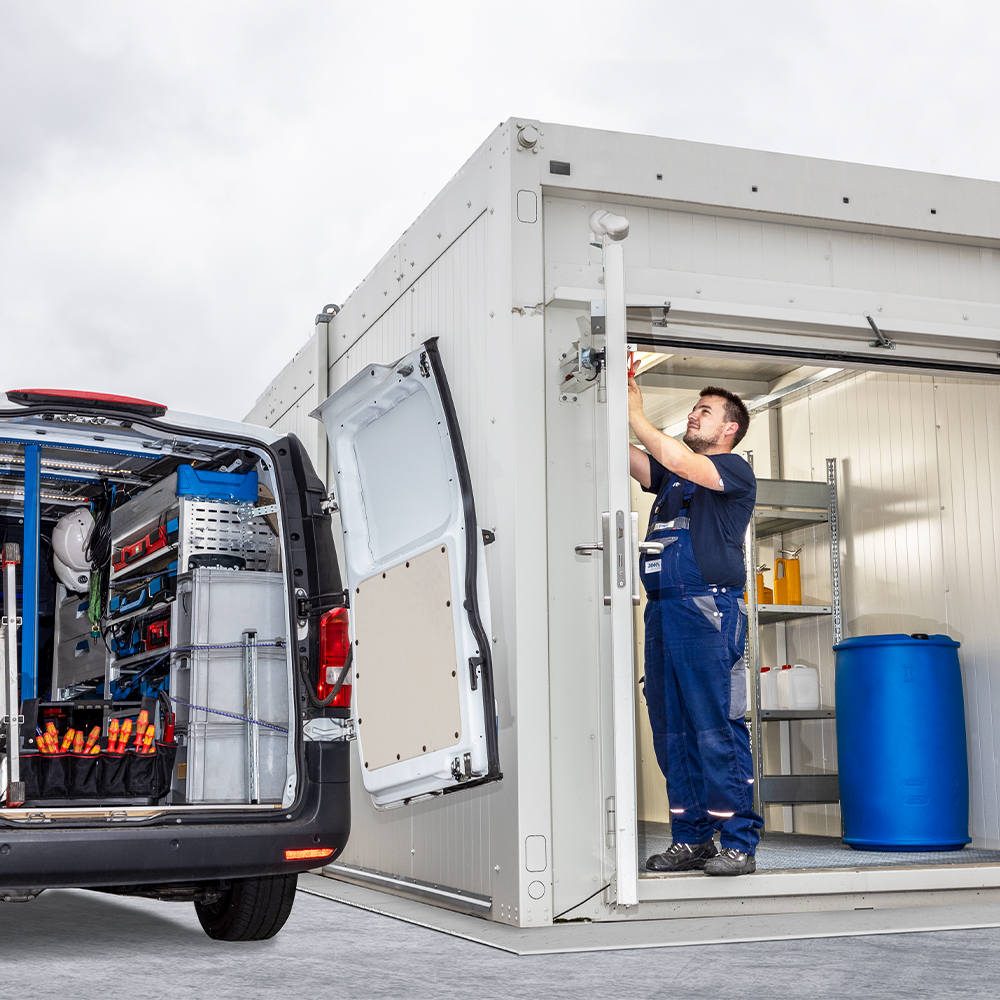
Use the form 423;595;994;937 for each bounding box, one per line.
0;618;22;627
236;503;278;523
1;715;23;725
320;493;339;514
864;312;895;350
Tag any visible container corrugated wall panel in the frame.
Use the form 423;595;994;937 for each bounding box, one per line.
243;334;326;475
330;213;494;894
936;378;1000;848
779;370;1000;846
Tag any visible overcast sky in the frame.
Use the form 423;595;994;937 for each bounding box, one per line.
2;1;998;419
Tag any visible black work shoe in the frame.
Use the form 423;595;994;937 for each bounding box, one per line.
645;839;719;872
704;847;756;876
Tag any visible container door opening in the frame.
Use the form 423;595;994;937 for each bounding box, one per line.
624;336;1000;879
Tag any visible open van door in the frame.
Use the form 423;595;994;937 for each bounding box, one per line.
312;338;501;807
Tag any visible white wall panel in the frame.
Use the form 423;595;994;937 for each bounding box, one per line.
936;379;1000;847
329;213;498;896
546;199;1000;306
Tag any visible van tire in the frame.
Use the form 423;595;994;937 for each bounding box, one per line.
194;873;298;940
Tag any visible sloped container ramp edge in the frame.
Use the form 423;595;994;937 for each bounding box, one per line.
312;338;501;808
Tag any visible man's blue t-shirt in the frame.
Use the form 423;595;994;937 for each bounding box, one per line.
643;452;757;588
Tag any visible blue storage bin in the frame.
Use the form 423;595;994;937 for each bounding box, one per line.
176;465;258;503
834;633;970;851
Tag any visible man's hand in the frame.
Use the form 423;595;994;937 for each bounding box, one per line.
628;375;644;418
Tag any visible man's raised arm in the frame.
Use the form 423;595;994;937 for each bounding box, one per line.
628;377;726;492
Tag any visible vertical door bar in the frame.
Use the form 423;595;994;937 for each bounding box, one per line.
244;629;260;804
603;237;639;907
22;444;40;700
4;550;22;802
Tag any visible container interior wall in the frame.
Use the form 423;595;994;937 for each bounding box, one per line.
324;212;502;898
629;364;1000;849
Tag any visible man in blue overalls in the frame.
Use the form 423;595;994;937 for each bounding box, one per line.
629;381;761;876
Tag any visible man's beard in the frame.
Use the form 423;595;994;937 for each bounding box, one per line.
683;426;722;454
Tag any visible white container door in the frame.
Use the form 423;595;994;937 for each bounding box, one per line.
600;239;641;906
312;339;501;808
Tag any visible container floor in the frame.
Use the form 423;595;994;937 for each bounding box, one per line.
638;821;1000;873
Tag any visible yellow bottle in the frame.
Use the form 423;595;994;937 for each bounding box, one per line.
744;565;774;605
774;548;802;605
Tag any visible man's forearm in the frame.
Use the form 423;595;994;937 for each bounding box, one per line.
629;408;723;490
631;409;689;473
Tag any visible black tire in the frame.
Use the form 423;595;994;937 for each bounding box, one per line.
194;873;298;941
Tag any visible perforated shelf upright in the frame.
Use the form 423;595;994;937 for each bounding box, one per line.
743;458;843;820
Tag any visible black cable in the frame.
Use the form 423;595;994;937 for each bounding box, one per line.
552;883;611;921
299;646;353;708
85;479;115;624
85;480;114;568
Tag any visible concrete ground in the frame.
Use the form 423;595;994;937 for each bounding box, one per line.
2;879;997;999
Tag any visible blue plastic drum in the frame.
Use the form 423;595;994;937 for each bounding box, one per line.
833;633;970;851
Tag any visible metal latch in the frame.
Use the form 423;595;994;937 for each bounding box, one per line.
469;656;482;691
558;341;605;400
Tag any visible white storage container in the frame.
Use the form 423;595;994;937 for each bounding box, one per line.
247;117;1000;928
759;666;779;710
776;664;820;711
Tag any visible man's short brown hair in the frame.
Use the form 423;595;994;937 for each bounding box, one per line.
700;386;750;447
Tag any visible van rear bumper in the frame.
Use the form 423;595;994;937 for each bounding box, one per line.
0;742;351;890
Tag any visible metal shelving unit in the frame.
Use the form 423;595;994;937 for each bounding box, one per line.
744;458;843;820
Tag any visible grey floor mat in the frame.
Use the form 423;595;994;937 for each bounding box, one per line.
638;820;1000;872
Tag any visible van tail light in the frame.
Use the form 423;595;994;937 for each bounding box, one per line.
318;607;351;707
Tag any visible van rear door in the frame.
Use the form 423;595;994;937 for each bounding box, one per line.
312;338;501;807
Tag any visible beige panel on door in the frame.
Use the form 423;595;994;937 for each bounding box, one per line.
354;544;462;770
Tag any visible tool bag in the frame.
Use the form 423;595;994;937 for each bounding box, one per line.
19;745;177;802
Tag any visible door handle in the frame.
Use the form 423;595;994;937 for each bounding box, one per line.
576;513;612;606
638;541;664;555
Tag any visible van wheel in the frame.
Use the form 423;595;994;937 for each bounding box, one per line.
194;874;298;941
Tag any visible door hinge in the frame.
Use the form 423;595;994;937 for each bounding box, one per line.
451;752;473;782
606;796;616;848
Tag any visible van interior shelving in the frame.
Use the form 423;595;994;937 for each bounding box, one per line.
628;341;1000;876
0;401;297;816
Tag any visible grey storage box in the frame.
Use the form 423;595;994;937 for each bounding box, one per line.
170;569;289;804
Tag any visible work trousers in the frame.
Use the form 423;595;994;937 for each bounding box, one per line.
643;590;762;854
